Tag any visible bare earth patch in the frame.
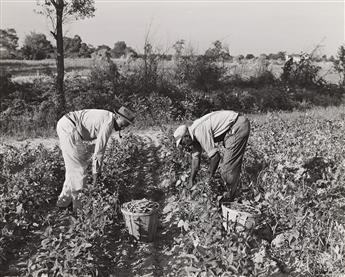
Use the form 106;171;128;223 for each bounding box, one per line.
0;129;164;153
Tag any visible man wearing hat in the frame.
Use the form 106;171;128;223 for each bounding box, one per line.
56;106;135;210
174;110;250;201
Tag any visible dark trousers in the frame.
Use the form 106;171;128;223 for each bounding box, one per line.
220;116;250;199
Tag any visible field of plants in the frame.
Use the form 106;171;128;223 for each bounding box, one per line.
0;58;340;85
1;106;344;276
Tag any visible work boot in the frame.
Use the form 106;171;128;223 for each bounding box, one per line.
56;195;72;208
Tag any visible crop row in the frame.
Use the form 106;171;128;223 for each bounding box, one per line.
0;107;344;276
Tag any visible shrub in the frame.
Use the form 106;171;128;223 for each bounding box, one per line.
180;91;214;119
333;45;345;87
246;54;255;59
21;32;54;60
128;94;179;126
174;54;227;92
291;86;344;108
237;90;257;112
0;78;57;136
211;90;242;111
281;55;325;88
250;87;293;112
192;56;226;91
0;69;15;105
89;49;121;95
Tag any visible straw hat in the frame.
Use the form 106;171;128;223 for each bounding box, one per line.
114;106;135;124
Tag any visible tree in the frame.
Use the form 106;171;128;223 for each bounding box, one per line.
64;35;82;57
277;51;286;60
125;46;138;59
333;45;345;86
268;51;285;60
96;44;111;52
22;32;54;60
204;40;231;62
112;41;127;58
0;28;19;58
236;55;244;61
245;54;255;60
36;0;95;120
173;39;185;59
79;42;94;58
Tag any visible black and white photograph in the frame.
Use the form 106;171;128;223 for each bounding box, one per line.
0;0;344;276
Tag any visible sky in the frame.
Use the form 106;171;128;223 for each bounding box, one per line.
0;0;344;56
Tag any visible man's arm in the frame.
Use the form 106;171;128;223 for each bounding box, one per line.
189;143;202;187
92;119;113;179
194;126;219;175
190;155;200;186
209;152;220;179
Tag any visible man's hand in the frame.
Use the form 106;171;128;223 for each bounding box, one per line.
92;173;99;185
188;178;194;189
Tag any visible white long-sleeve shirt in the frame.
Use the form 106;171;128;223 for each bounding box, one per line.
66;109;115;174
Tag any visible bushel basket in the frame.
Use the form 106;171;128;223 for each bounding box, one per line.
221;202;260;231
121;199;159;241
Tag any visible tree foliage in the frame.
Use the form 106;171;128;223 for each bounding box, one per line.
333;45;345;86
96;44;111;52
62;35;94;58
36;0;96;119
64;35;81;56
204;40;231;62
246;54;255;60
0;28;19;58
112;41;127;58
22;32;54;60
79;42;94;58
173;39;185;59
36;0;96;25
268;51;286;60
281;53;325;88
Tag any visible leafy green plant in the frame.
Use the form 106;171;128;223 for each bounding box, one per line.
158;109;345;276
1;98;345;276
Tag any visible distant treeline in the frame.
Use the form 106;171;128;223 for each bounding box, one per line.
0;28;337;62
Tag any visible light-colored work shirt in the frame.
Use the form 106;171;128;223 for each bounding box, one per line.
188;110;239;158
66;109;115;174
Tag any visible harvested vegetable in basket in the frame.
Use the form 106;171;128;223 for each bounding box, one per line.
122;199;159;213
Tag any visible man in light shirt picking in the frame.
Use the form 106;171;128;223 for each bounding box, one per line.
56;106;135;211
174;110;250;201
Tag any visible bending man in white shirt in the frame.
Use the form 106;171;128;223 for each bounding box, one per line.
56;106;135;211
174;110;250;201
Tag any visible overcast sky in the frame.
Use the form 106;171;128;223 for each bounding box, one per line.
0;0;344;56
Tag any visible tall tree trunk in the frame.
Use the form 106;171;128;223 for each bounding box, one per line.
55;0;66;121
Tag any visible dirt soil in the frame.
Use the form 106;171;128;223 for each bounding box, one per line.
0;129;164;153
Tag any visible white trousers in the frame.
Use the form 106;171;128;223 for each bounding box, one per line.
56;117;92;199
